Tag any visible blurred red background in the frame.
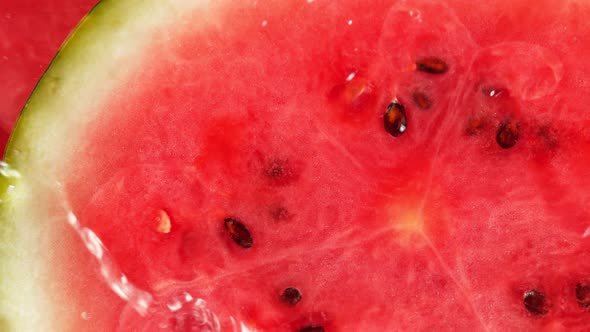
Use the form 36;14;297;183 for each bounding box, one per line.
0;0;98;152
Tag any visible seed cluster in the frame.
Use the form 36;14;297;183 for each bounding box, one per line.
210;50;563;329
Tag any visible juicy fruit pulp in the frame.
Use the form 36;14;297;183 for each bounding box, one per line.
4;0;590;331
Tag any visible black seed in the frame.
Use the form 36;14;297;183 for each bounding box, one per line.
415;57;448;74
523;289;547;315
412;90;432;110
280;287;302;307
270;204;290;221
383;101;407;137
576;282;590;310
298;326;325;332
224;217;253;249
496;119;520;149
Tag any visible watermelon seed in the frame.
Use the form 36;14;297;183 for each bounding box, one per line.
154;209;172;234
575;282;590;310
298;326;325;332
384;101;407;137
224;217;253;249
412;90;432;110
466;117;486;136
496;119;520;149
415;57;448;74
264;159;299;185
523;289;547;315
280;287;303;307
270;204;291;221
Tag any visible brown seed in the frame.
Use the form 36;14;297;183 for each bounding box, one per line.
280;287;302;307
299;326;325;332
465;116;486;136
412;90;432;110
576;282;590;310
383;101;407;137
523;289;547;315
224;217;253;249
327;77;367;105
415;57;448;74
496;119;520;149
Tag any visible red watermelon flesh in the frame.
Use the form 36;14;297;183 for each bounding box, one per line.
8;0;590;331
0;0;98;150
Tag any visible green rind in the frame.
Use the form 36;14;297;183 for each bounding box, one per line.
0;0;213;330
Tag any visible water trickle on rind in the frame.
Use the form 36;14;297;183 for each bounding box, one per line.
0;161;21;179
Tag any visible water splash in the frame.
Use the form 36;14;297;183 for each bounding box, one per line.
0;161;21;179
1;160;252;331
66;210;154;316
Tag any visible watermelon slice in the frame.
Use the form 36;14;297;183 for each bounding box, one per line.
2;0;590;330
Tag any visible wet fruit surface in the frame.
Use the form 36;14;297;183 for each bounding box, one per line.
24;0;590;330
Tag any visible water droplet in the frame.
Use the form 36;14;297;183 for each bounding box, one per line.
479;85;509;99
383;101;408;137
415;57;448;74
412;90;432;110
167;299;183;312
523;289;547;315
576;282;590;310
81;311;91;320
224;217;253;249
496;119;520;149
347;19;353;25
261;20;268;27
0;161;21;179
280;287;302;307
